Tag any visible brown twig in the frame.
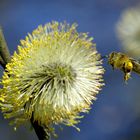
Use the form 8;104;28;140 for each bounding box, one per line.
31;116;51;140
0;55;6;69
0;27;11;64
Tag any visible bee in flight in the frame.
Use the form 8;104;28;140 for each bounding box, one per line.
107;52;140;82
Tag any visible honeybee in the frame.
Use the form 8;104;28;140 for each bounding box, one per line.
108;52;140;82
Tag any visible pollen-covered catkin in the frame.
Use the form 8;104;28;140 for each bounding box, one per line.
0;21;104;131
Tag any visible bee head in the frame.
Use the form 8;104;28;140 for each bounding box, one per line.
109;52;116;59
108;52;117;66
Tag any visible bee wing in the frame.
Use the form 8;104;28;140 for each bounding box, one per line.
130;58;140;74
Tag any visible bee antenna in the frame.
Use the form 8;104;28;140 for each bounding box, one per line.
101;55;108;59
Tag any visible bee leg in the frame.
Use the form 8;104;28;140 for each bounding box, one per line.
124;73;128;84
124;72;131;83
111;64;115;70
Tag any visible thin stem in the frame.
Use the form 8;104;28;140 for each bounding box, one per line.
0;55;6;69
0;27;11;64
31;116;51;140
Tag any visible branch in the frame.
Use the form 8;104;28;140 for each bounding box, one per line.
0;26;51;140
0;55;6;69
31;116;51;140
0;27;11;64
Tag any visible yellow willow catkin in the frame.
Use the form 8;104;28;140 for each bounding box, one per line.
0;21;104;131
